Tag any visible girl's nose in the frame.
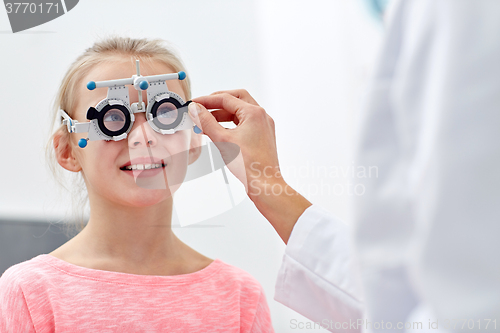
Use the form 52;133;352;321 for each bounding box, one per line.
127;114;158;148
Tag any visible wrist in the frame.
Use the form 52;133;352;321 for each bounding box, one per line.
248;178;312;244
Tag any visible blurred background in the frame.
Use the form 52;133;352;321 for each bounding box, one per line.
0;0;383;331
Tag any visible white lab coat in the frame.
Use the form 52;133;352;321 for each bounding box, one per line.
275;1;500;332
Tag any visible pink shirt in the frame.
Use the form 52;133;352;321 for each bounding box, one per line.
0;255;273;332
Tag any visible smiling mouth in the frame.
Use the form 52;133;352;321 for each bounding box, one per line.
120;163;167;171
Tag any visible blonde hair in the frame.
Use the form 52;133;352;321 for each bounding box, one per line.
46;36;191;233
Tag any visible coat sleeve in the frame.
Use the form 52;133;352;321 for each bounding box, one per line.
0;267;37;333
274;205;364;333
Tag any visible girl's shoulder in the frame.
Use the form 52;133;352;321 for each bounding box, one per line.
211;260;265;298
215;260;261;286
0;255;265;300
0;255;50;285
0;255;52;304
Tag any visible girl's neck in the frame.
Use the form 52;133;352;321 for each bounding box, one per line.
50;194;213;276
83;193;176;256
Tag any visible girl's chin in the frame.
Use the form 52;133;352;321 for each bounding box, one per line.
129;179;182;198
120;189;174;207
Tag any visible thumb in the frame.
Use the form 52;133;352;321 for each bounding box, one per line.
188;102;226;141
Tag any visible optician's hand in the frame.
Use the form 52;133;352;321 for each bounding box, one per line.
188;90;311;243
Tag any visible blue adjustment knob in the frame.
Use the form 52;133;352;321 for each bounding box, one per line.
193;125;202;134
139;80;149;90
78;138;88;148
178;71;186;80
87;81;96;90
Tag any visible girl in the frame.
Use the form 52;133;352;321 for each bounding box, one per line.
0;37;273;332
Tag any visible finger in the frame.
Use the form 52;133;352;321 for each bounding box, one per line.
211;109;240;125
188;102;227;142
211;89;259;106
193;93;250;115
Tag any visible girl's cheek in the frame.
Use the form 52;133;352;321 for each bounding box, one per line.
87;142;121;162
160;133;190;153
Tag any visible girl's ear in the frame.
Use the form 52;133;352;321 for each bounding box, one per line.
188;131;202;165
53;131;82;172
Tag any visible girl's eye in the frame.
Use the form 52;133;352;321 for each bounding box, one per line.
103;109;126;131
157;102;178;125
104;111;125;122
158;105;176;117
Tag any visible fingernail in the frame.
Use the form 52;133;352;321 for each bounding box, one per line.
188;102;200;117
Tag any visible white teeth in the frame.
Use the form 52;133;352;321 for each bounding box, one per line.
123;163;164;171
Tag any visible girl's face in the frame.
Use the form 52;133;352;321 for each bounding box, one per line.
66;57;199;208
